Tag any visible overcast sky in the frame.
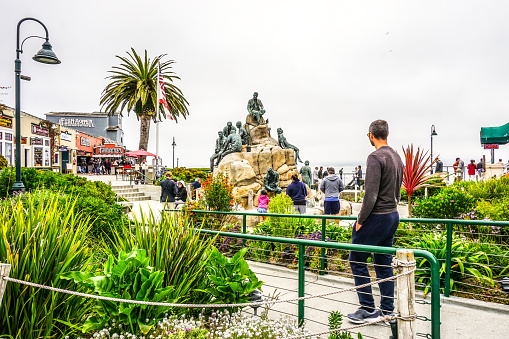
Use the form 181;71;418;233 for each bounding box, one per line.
2;1;509;169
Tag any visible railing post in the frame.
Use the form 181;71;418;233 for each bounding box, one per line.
0;263;11;307
396;249;416;339
444;221;453;297
242;214;247;247
298;244;305;326
320;217;326;275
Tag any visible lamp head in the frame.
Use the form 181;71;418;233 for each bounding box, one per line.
33;40;61;64
431;125;437;136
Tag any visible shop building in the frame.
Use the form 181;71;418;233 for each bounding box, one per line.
75;131;106;170
45;111;124;146
55;127;77;174
0;109;14;166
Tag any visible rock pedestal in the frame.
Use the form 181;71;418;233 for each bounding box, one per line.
213;115;299;209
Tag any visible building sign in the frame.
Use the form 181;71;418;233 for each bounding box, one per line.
96;147;124;155
58;146;68;152
80;136;91;147
484;144;499;149
31;124;49;137
31;137;43;145
14;137;27;144
0;115;12;128
59;118;94;128
60;131;72;142
77;150;86;156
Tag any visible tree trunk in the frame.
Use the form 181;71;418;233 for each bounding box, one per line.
138;114;151;164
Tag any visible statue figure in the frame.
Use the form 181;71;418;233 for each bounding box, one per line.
264;167;282;194
247;92;266;126
277;128;303;163
217;126;242;164
223;121;234;137
236;121;249;145
210;131;226;172
299;160;312;187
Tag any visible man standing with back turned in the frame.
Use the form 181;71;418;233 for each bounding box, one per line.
347;120;404;324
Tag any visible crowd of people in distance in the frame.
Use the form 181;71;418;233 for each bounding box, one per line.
77;158;139;175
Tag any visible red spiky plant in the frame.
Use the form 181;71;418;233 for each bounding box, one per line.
402;145;444;227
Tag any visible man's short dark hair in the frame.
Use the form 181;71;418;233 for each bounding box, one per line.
327;167;335;174
456;157;460;161
369;120;389;140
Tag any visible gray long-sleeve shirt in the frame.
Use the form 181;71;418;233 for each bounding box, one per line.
357;146;404;225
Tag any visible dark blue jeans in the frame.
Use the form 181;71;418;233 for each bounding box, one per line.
349;212;399;313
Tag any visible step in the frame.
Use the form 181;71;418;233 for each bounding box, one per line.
117;192;146;199
129;196;152;202
114;188;141;194
111;185;135;191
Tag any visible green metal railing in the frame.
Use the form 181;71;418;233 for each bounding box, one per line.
197;227;441;339
186;210;509;298
129;169;157;185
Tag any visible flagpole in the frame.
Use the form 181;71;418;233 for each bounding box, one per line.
156;61;160;171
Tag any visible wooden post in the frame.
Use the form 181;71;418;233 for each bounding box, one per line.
0;263;11;306
186;183;192;200
396;249;416;339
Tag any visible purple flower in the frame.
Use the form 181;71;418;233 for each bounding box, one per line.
450;200;454;202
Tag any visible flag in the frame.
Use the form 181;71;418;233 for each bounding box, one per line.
158;62;173;120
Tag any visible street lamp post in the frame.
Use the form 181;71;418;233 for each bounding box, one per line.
13;18;60;192
172;137;176;169
430;125;437;174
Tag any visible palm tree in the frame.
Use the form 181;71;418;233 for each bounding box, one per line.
100;48;189;154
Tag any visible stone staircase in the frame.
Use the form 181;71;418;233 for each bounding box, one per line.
112;185;152;209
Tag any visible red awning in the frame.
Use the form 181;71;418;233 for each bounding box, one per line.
125;149;158;157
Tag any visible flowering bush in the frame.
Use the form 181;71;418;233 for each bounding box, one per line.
412;186;475;219
79;310;312;339
202;172;235;212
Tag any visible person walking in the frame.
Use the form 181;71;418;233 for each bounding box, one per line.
320;167;344;223
356;165;363;188
477;158;484;181
318;166;323;180
286;174;308;214
191;178;202;199
347;119;404;324
105;159;112;175
257;189;270;222
435;157;443;173
160;172;178;209
467;160;477;181
313;167;319;187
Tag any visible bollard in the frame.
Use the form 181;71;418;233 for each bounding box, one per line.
0;263;11;307
396;249;416;339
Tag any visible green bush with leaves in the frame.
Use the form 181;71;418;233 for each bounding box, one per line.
0;154;7;169
412;186;475;219
0;191;95;338
170;167;208;182
398;232;493;295
199;247;263;307
455;176;509;201
61;248;174;335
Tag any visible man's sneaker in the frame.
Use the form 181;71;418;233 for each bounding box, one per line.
346;308;381;324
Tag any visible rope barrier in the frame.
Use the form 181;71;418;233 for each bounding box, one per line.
1;266;415;308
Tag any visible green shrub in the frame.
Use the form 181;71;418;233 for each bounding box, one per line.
475;197;509;222
170;167;208;182
412;186;475;219
0;191;95;338
0;154;7;169
62;248;174;335
456;176;509;200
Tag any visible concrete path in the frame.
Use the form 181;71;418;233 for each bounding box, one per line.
246;260;509;339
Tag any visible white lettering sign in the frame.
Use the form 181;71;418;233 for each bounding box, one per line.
59;118;95;128
97;147;123;154
80;136;91;147
60;131;72;142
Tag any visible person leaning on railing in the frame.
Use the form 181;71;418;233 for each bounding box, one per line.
347;119;404;325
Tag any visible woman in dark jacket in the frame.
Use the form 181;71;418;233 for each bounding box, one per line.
175;181;188;206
